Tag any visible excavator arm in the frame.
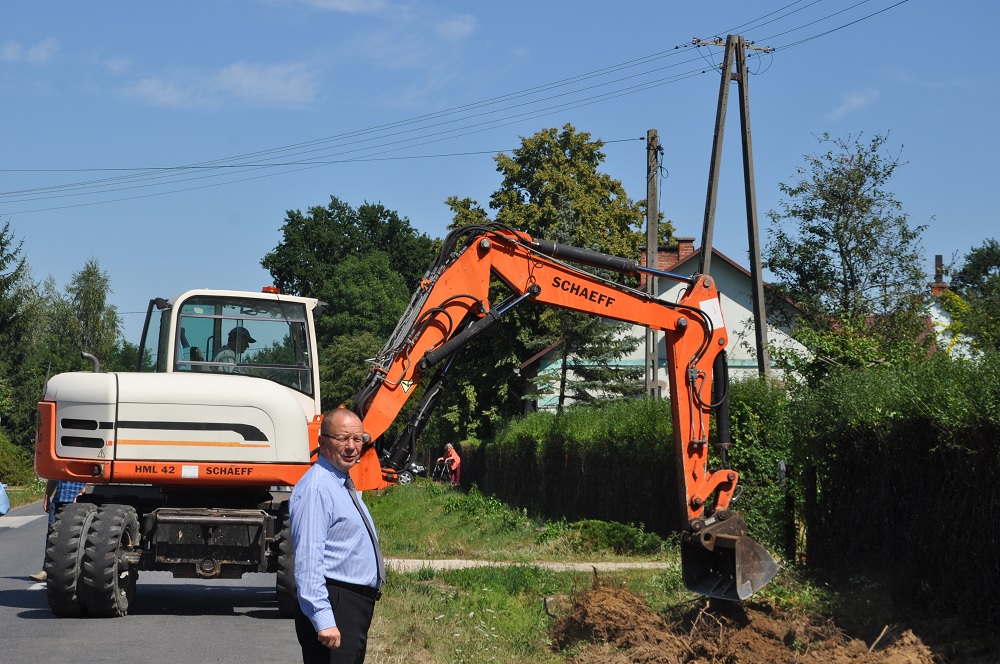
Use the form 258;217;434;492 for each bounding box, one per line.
348;224;778;600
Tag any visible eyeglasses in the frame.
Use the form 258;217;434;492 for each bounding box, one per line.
320;433;365;445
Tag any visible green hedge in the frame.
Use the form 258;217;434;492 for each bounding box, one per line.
798;352;1000;622
460;352;998;624
0;429;35;486
472;389;791;551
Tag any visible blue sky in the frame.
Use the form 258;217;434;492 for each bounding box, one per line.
2;0;995;341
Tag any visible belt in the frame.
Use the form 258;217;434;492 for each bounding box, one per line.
326;578;382;601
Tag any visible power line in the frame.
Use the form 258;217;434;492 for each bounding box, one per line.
770;0;911;49
1;0;914;215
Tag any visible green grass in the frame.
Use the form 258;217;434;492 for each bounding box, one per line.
364;478;828;663
368;480;673;563
3;476;45;510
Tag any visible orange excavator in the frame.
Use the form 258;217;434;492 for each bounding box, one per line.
347;223;778;600
35;224;774;619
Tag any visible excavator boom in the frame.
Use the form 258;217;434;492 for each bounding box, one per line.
348;224;778;599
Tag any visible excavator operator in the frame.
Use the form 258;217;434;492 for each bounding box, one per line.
213;327;256;372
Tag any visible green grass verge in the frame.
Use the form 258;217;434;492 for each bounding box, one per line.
3;476;45;510
368;479;674;563
364;478;830;663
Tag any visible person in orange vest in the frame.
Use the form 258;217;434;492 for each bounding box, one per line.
437;443;461;486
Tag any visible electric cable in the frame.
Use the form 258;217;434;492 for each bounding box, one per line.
1;0;914;214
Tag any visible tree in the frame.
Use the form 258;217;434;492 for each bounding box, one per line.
261;196;436;411
529;308;644;412
261;197;434;299
490;124;657;256
65;259;122;365
319;253;407;340
0;221;34;375
1;256;124;450
0;221;41;446
435;125;651;435
764;133;928;382
491;125;649;409
320;330;385;412
944;238;1000;351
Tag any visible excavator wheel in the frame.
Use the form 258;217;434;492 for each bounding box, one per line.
45;502;98;617
275;521;297;618
80;504;141;617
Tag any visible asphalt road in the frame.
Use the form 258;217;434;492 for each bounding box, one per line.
1;501;676;663
0;501;302;664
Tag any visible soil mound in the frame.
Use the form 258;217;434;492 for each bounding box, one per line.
550;575;935;663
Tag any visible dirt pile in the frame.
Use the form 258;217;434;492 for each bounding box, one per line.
550;576;936;663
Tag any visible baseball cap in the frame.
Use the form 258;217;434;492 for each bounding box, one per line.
229;327;257;343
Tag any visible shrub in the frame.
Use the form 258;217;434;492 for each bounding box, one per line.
0;430;35;485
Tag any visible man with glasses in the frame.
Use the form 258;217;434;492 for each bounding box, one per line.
290;408;384;663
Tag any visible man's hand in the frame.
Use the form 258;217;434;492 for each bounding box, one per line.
316;626;342;650
42;495;50;512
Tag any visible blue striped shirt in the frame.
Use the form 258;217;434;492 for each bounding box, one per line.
290;455;381;632
53;481;86;504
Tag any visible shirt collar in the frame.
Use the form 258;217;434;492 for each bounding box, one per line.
316;455;352;485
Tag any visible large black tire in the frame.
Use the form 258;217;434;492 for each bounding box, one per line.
45;502;98;617
397;469;415;485
275;522;297;618
80;504;140;617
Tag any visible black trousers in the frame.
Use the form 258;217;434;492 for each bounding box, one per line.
294;581;376;664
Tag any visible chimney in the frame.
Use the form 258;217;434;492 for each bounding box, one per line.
639;236;698;289
929;254;948;297
655;236;695;271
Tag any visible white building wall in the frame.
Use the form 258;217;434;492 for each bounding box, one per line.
624;255;807;385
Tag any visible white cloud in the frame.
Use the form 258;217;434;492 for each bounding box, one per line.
215;62;319;106
121;77;207;109
436;14;476;42
119;61;320;110
828;86;879;121
271;0;389;14
104;57;131;76
1;37;59;64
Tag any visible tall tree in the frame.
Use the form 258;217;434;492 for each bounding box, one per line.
0;221;35;441
0;221;34;375
434;125;651;437
943;238;1000;351
262;197;434;300
65;258;122;365
492;125;649;410
261;196;436;411
764;133;928;382
491;124;657;257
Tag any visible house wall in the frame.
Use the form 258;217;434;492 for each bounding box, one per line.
626;250;806;385
526;245;807;411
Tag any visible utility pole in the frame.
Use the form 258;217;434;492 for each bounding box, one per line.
645;129;661;397
694;34;771;377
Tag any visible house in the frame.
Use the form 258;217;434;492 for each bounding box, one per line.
926;255;975;359
520;237;806;411
628;237;806;390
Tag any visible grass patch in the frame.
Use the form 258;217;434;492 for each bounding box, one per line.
368;480;673;563
3;476;45;510
364;478;832;663
371;565;681;663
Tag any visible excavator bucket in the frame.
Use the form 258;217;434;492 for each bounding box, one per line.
680;510;779;601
